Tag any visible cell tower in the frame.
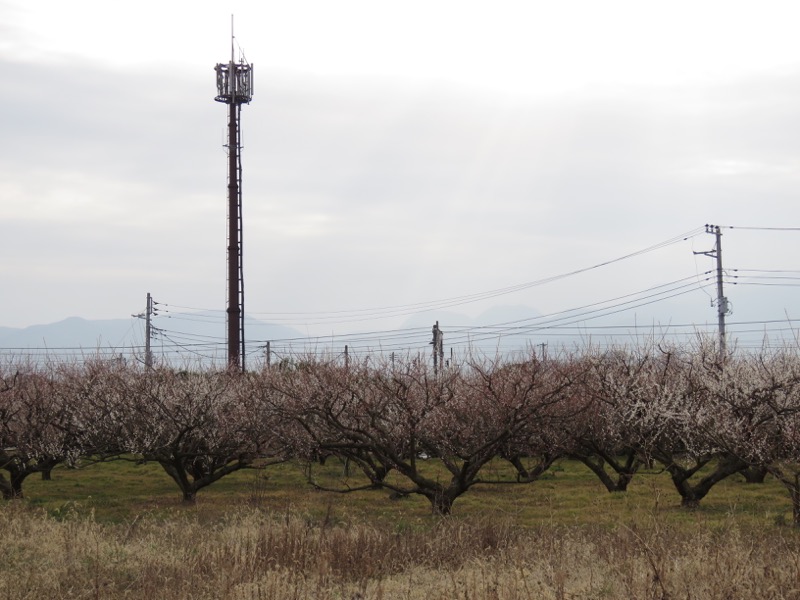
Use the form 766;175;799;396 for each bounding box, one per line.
214;17;253;371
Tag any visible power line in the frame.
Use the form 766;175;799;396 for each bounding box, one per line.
203;270;716;354
166;227;706;326
246;277;716;354
723;226;800;231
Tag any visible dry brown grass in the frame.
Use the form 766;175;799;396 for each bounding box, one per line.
2;502;800;600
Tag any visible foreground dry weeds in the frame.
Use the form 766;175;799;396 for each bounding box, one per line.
2;504;799;600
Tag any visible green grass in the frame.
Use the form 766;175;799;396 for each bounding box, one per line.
15;457;794;529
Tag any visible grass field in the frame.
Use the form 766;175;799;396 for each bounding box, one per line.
3;459;799;599
18;457;794;528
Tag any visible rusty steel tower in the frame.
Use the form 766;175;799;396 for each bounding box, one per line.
215;19;253;370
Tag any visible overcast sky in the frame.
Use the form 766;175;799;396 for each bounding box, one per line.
1;0;799;352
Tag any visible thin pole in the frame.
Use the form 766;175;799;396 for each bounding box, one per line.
694;224;728;362
713;226;727;358
431;321;443;374
145;292;153;369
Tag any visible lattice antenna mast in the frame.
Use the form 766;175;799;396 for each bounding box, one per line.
214;16;253;371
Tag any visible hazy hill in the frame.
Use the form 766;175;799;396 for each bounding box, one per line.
0;317;138;350
401;305;542;329
0;316;302;353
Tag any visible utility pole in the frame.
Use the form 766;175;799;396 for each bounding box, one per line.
694;224;730;360
537;342;548;362
145;293;153;369
430;321;444;375
132;292;154;368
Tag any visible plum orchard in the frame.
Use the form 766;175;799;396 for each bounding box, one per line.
2;340;800;519
266;355;585;514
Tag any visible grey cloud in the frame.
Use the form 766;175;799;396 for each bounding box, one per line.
2;54;799;335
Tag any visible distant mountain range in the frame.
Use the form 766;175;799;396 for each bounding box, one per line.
0;305;543;349
0;317;140;351
0;316;302;353
0;305;547;363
